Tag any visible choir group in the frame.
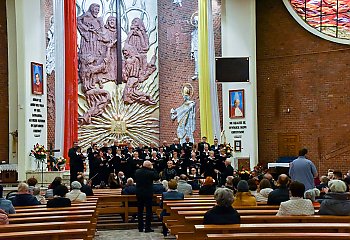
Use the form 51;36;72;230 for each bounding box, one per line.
68;136;233;187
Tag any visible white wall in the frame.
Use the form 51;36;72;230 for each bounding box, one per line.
7;0;47;180
221;0;258;169
6;0;18;164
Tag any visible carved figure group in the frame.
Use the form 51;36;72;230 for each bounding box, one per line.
77;4;157;124
122;18;157;105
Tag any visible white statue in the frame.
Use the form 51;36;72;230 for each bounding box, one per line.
173;0;183;7
190;14;198;80
46;16;55;75
170;84;196;144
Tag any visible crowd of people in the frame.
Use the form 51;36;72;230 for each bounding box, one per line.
1;144;350;234
0;174;94;224
69;136;233;188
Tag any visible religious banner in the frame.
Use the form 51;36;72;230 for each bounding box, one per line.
76;0;159;150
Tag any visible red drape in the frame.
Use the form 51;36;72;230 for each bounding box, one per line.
64;0;78;169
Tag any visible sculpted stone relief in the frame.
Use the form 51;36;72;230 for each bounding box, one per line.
77;0;159;150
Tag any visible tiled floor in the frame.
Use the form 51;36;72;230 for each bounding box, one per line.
95;227;176;240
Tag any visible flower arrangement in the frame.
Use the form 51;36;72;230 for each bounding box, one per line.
30;143;47;160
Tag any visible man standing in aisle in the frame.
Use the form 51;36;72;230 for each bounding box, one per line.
289;148;318;191
68;141;80;183
134;160;159;233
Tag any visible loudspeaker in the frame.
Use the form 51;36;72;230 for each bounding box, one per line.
215;57;249;82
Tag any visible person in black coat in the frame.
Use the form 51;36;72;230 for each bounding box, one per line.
267;174;290;205
170;138;182;155
221;159;234;186
203;188;240;224
134;160;159;233
162;161;177;181
199;177;217;195
68;141;82;183
47;185;71;208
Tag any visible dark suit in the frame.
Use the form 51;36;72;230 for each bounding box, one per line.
134;167;159;231
267;185;290;205
69;147;84;183
170;144;182;154
221;165;234;185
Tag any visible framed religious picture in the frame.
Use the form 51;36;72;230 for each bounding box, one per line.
234;140;242;152
229;89;245;118
31;62;44;95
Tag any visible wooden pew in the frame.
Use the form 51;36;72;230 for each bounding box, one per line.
15;205;96;213
0;229;88;240
183;215;350;226
205;232;350;240
0;221;90;233
9;214;93;224
177;223;350;240
8;209;95;218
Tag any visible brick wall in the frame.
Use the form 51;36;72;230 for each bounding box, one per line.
256;0;350;175
43;0;55;148
158;0;222;144
0;1;9;163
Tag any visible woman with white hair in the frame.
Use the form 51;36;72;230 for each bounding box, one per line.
203;188;240;224
66;181;87;202
319;180;350;215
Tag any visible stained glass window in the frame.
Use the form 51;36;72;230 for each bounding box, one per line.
289;0;350;39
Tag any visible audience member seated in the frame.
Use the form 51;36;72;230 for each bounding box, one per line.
0;209;9;225
66;181;87;202
117;171;127;186
203;188;240;224
108;173;120;189
27;177;38;194
267;174;290;205
77;174;94;196
316;175;329;199
10;183;40;206
121;178;136;195
319;180;350;215
333;170;349;191
0;185;15;214
233;180;257;207
304;188;321;207
224;176;234;191
199;177;216;195
47;185;71;208
33;187;46;204
276;181;314;216
263;173;276;189
161;179;184;236
177;174;193;195
153;178;166;194
255;179;273;202
162;180;169;191
247;178;258;196
45;177;62;198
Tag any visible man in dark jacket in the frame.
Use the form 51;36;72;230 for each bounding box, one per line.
134;160;159;233
267;174;290;205
221;159;233;186
10;183;40;206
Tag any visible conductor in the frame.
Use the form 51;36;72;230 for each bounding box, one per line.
134;160;158;232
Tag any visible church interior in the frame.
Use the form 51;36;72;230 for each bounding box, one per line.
0;0;349;239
